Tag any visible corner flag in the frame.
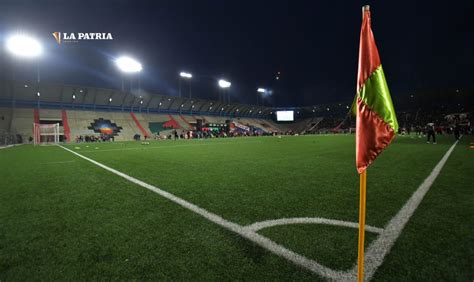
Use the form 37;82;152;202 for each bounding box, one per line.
355;6;398;174
355;5;398;282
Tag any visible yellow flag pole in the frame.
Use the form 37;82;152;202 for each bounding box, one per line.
358;6;370;281
357;169;367;282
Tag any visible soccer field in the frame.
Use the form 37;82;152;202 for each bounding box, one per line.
0;135;472;280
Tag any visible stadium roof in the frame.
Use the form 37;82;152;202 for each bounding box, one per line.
0;80;276;118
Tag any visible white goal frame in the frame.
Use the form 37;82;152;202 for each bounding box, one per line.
33;123;60;145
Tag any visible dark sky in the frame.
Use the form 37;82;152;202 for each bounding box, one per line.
0;0;473;107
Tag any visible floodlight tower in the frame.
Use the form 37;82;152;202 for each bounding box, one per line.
115;56;142;92
6;33;43;107
5;33;43;85
218;79;231;103
179;72;192;98
257;88;267;106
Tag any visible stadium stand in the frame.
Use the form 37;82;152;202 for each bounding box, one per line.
0;107;12;132
0;79;472;144
10;108;36;142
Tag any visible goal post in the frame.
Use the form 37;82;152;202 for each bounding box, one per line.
33;123;60;145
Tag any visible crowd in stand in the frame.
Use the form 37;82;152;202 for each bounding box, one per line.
75;134;114;143
154;128;277;141
72;110;472;143
304;110;472;140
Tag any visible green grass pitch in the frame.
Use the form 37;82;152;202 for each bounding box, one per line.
0;135;472;280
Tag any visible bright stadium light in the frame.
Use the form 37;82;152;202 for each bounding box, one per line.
179;72;193;98
6;34;42;58
257;88;266;93
115;56;142;73
218;79;231;88
180;72;192;78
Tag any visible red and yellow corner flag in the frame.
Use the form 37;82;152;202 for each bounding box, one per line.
355;6;398;282
355;6;398;174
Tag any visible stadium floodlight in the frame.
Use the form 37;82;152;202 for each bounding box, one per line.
6;34;42;58
179;72;192;98
115;56;142;73
257;88;266;93
180;72;192;78
218;79;231;88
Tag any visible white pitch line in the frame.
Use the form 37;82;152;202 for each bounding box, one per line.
57;144;346;280
0;144;23;150
342;139;460;281
246;217;383;234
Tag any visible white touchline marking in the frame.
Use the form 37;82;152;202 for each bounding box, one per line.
40;160;76;165
0;144;23;150
342;139;460;281
58;139;459;281
58;144;347;280
246;217;383;234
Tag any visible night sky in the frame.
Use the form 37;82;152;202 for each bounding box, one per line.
0;0;473;107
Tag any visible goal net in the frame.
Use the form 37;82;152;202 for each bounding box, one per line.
33;123;60;145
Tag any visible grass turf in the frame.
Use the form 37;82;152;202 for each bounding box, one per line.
0;134;472;280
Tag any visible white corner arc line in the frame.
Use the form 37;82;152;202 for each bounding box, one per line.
343;139;460;281
57;144;346;280
246;217;383;234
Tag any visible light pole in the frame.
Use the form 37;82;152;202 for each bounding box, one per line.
6;33;43;107
218;79;231;103
179;72;192;98
257;88;266;106
6;34;43;81
115;56;142;94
